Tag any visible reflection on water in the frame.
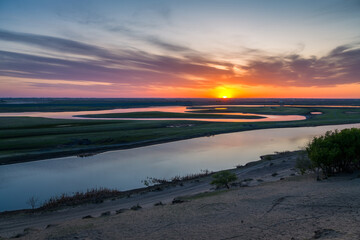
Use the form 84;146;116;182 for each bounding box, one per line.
79;115;305;122
200;105;360;108
0;106;306;122
1;123;360;211
2;104;359;122
0;106;189;119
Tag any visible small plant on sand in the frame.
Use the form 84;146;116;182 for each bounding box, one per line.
210;171;237;189
142;170;212;187
40;187;122;210
264;155;272;161
26;196;38;209
131;204;142;210
100;211;111;217
154;201;164;206
295;153;313;175
236;164;243;169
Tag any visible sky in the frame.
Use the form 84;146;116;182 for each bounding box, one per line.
0;0;360;98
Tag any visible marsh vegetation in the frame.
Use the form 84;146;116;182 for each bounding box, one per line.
1;104;360;164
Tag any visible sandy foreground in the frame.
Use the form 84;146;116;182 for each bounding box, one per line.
1;152;360;240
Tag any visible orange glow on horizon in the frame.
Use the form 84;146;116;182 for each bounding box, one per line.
200;83;360;99
2;76;360;98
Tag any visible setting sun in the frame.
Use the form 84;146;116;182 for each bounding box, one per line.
214;86;236;99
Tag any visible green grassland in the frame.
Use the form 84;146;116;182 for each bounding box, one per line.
1;106;360;165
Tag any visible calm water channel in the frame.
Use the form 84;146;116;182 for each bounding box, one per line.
1;123;360;212
0;106;306;122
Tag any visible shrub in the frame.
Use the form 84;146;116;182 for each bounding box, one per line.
295;153;313;175
210;171;237;189
131;204;142;210
306;128;360;177
142;170;212;187
26;196;38;209
40;188;122;210
100;211;111;217
154;201;164;206
264;155;272;161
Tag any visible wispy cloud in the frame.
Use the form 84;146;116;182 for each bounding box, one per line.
0;29;106;57
1;29;360;91
144;36;192;52
238;43;360;86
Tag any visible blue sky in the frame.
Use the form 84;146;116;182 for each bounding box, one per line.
0;0;359;97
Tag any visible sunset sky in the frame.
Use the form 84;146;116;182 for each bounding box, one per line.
1;0;360;98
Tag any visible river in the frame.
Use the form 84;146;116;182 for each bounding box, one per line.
0;106;306;122
1;123;360;212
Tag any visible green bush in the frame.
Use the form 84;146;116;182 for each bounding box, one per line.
306;128;360;177
210;171;237;189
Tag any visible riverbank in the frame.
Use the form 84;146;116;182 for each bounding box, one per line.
1;116;360;165
1;150;360;239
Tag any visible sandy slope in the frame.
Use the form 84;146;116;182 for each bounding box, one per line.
2;152;360;239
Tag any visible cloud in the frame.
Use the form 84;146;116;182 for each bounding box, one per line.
106;23;192;53
0;30;229;88
0;29;108;57
1;29;359;90
144;36;192;52
234;43;360;87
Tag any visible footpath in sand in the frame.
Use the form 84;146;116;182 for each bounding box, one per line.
1;152;360;239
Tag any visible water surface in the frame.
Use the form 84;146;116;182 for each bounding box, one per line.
0;106;306;122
